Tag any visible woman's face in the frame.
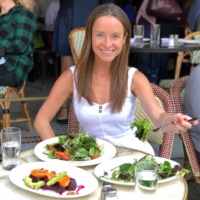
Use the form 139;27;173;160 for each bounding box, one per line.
92;16;127;64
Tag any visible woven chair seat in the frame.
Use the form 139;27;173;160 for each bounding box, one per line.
0;86;8;95
159;79;175;91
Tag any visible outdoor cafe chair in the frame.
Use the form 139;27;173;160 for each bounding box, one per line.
68;27;85;64
0;82;32;132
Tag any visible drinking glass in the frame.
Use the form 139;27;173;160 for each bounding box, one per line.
134;25;144;47
1;127;21;171
150;24;160;46
135;161;159;197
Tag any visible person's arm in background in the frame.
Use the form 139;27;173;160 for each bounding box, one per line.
0;10;37;55
184;65;200;133
45;1;60;26
187;0;200;31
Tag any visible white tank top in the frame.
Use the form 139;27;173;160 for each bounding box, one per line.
70;66;137;142
70;66;154;154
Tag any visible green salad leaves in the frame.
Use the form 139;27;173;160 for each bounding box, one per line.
130;120;152;142
102;156;190;183
43;131;103;161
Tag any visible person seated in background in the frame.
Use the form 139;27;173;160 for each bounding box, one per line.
34;3;197;154
184;65;200;165
52;0;99;124
0;0;37;90
45;0;59;27
187;0;200;32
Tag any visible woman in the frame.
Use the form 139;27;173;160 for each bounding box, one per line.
0;0;37;90
52;0;99;124
34;3;197;154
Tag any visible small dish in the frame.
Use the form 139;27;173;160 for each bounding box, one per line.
130;38;150;44
183;39;200;44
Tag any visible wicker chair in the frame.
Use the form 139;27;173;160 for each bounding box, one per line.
174;31;200;80
0;82;32;132
159;30;200;91
170;76;200;183
68;83;175;159
68;27;85;64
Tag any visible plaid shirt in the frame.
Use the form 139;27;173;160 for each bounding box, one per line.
0;4;37;89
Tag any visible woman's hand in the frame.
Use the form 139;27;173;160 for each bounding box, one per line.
162;113;199;133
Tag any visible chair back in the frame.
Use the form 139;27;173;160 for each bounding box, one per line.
170;76;200;183
68;83;175;159
69;27;85;64
135;83;175;158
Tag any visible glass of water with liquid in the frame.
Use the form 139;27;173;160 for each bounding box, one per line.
133;25;144;48
135;161;159;198
1;127;21;171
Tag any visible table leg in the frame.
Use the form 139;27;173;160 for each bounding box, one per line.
150;53;160;84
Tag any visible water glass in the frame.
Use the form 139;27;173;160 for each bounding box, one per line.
150;24;160;46
135;161;159;197
134;25;144;47
1;127;21;171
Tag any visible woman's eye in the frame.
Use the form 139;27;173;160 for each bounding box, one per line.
96;33;104;38
112;35;120;39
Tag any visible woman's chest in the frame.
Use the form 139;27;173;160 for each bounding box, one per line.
91;76;111;104
92;83;110;104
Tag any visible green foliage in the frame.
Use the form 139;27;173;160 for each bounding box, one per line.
130;120;152;142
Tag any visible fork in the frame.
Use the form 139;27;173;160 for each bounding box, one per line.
151;117;198;132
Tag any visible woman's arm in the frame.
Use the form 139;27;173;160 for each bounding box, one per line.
131;70;195;133
34;69;74;140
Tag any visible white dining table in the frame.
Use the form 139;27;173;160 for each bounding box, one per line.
0;148;188;200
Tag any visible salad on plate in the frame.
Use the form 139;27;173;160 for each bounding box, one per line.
43;131;103;161
95;155;190;185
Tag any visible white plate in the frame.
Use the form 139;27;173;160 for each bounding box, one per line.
9;161;98;198
130;38;150;43
34;137;116;167
183;39;200;44
94;155;180;186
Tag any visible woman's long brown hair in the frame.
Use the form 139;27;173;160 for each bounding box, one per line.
75;3;131;113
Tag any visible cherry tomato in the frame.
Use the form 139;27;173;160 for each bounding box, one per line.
54;151;71;160
92;154;100;159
